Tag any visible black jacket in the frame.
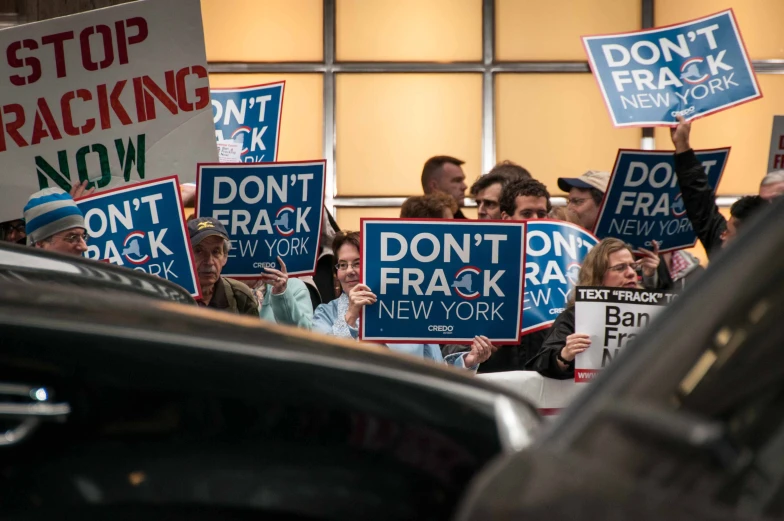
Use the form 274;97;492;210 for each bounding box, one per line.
526;307;575;380
440;329;548;373
674;149;726;260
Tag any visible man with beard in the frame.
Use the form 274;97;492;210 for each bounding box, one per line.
188;217;258;316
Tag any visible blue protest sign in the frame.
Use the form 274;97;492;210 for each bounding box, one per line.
594;149;729;252
211;82;284;162
360;219;526;344
583;10;761;127
77;176;200;298
195;161;326;278
522;221;598;335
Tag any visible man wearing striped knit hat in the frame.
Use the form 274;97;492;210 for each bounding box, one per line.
23;187;88;256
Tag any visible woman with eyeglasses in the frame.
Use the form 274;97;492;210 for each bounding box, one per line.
527;237;660;379
311;231;495;370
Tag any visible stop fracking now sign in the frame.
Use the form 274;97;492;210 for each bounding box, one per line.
0;0;217;222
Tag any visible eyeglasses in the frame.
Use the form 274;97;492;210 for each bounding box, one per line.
2;222;25;233
335;261;361;272
567;197;588;207
606;261;642;273
55;232;89;244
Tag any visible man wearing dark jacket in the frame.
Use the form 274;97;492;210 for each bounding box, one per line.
421;155;469;219
189;217;258;316
671;116;768;260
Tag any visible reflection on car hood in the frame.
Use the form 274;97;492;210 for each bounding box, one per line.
0;241;194;304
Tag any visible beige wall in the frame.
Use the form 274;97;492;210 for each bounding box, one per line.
199;0;781;237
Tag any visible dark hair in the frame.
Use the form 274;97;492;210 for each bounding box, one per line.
331;231;360;295
333;230;360;258
499;179;552;216
400;193;457;218
470;161;533;197
421;155;464;192
730;195;766;226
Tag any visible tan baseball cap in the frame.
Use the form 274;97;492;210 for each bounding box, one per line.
557;170;610;193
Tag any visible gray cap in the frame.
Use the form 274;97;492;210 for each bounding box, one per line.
23;187;85;245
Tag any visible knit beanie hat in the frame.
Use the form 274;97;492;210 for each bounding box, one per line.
24;187;86;245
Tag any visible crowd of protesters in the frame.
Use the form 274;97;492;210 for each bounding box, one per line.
1;117;781;377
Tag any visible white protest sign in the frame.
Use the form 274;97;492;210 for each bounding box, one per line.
767;116;784;173
217;140;242;163
573;286;674;382
0;0;217;222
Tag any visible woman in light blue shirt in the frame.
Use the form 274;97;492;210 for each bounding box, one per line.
312;231;495;370
254;256;314;329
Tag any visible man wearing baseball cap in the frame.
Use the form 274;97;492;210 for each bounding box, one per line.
556;170;610;232
188;217;258;316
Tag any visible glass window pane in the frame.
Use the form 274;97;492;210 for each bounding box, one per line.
656;1;784;60
336;0;482;61
336;74;482;197
202;0;323;62
495;74;640;195
336;206;477;231
336;207;402;232
653;75;784;195
209;74;323;162
495;0;640;61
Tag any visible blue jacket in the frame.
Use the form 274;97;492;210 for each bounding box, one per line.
312;294;475;371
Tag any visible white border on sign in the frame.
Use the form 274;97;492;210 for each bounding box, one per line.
194;160;327;278
582;9;762;128
520;219;600;336
210;81;286;162
592;148;730;254
359;218;526;345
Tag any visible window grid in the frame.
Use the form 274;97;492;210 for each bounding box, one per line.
202;0;784;212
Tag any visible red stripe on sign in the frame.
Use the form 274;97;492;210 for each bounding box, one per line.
575;369;600;383
538;408;562;416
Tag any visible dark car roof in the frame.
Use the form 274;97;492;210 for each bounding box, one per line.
0;279;536;413
0;241;195;304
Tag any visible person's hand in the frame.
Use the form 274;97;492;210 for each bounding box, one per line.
670;114;691;154
463;335;498;367
560;333;591;362
345;283;376;326
260;256;289;295
637;241;660;277
70;180;95;200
